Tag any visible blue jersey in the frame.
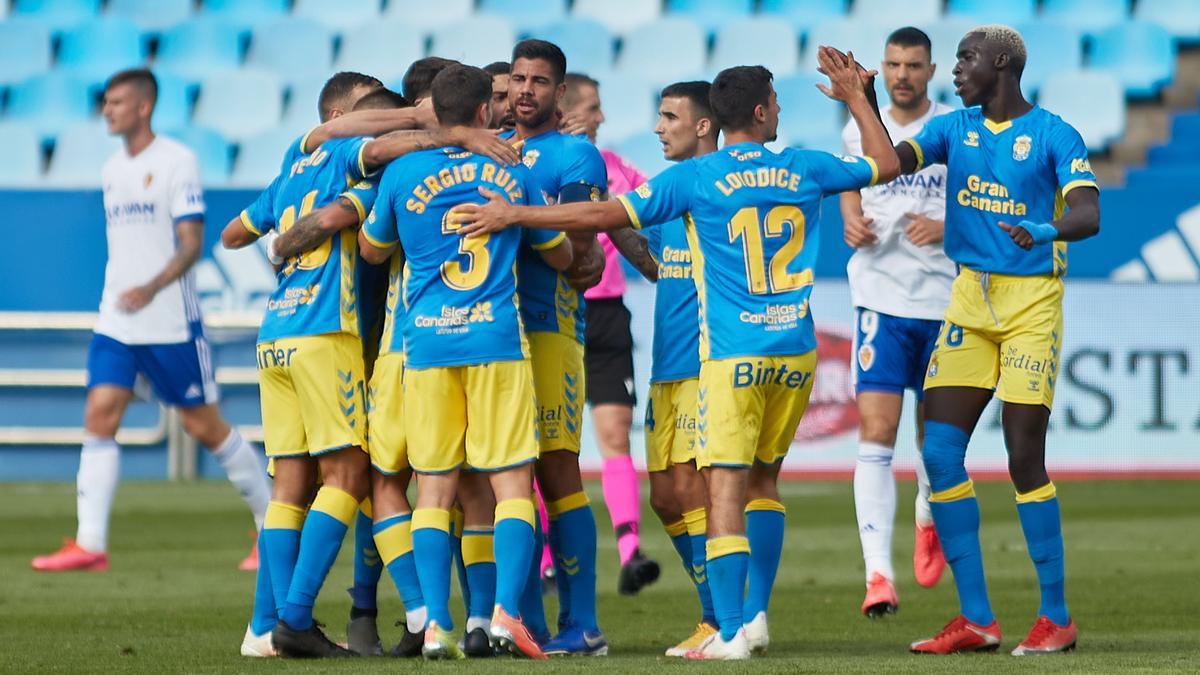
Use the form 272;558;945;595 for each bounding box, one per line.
363;146;565;369
645;219;700;383
240;136;378;343
905;106;1098;277
504;129;607;342
618;142;879;360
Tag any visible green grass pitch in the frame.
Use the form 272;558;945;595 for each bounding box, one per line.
2;479;1198;673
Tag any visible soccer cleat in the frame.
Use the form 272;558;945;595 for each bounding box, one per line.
463;627;496;658
665;622;717;657
421;621;465;660
1011;617;1077;656
542;625;609;656
31;538;108;572
490;608;548;660
272;619;355;658
618;548;661;596
861;572;899;618
346;611;384;656
388;621;423;658
910;615;1002;654
238;539;259;571
743;611;769;655
240;624;276;657
913;522;946;588
685;627;751;661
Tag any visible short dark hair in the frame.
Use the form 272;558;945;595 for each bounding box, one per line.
887;26;932;56
353;87;410;111
563;72;599;109
512;39;567;83
661;80;718;131
709;66;773;132
431;64;492;127
318;71;383;122
106;68;157;105
483;61;511;76
402;57;459;101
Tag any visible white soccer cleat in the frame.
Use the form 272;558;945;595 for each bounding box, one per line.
240;624;276;657
685;627;751;661
743;611;769;655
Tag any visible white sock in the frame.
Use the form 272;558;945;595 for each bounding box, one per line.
406;606;428;633
853;441;896;582
212;428;270;530
913;441;933;526
76;436;120;553
466;616;491;633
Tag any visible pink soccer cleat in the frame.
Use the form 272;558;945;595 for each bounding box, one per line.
239;539;259;571
914;522;946;588
31;538;108;572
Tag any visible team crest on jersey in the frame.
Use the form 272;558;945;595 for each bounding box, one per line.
857;344;875;372
927;354;939;378
589;186;602;202
963;131;980;147
522;149;540;169
143;173;153;188
1013;135;1032;161
635;183;652;199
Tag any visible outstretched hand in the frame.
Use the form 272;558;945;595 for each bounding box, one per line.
450;186;517;238
455;128;521;166
815;45;877;101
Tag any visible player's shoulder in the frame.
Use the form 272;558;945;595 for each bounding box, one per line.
152;134;198;164
1030;106;1079;137
930;102;957;118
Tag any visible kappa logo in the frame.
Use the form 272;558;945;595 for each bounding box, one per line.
1013;135;1032;161
1070;158;1092;174
964;131;980;147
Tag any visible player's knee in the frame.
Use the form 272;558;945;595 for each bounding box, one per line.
858;417;899;448
649;479;680;521
856;441;895;467
83;406;120;436
320;450;370;500
921;420;971;490
1007;454;1049;495
179;407;229;449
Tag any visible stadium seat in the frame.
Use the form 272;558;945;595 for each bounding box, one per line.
759;0;847;38
0;123;43;185
56;17;148;84
480;0;566;33
923;19;978;96
1091;22;1176;98
5;73;95;140
612;133;669;178
1147;141;1199;166
193;69;283;143
106;0;193;32
616;18;706;88
279;79;323;137
0;0;7;19
851;0;941;28
228;128;295;186
1038;70;1124;151
45;121;122;186
1040;0;1130;36
12;0;98;31
154;18;244;83
946;0;1036;26
527;20;615;76
0;19;52;86
595;75;656;147
382;0;472;32
774;73;843;150
1015;21;1083;98
430;17;516;72
150;72;193;131
293;0;380;32
1135;0;1200;41
1125;165;1200;189
666;0;753;36
245;18;334;87
212;241;277;309
165;126;232;182
200;0;287;26
334;22;424;89
806;18;895;67
573;0;661;34
711;17;800;76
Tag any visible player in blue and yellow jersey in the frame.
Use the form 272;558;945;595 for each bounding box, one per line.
886;26;1100;656
453;53;900;660
359;64;574;661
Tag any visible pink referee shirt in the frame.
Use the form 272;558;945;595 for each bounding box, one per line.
586;149;648;300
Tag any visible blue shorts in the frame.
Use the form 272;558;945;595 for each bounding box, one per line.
86;328;219;408
852;308;941;401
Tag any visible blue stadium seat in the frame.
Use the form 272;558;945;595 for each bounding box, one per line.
293;0;381;31
612;133;669;178
154;18;244;83
106;0;193;32
1146;142;1199;166
13;0;98;31
594;75;656;146
1040;0;1129;35
1135;0;1200;41
1091;22;1176;98
851;0;941;27
151;72;193;131
200;0;287;26
45;122;122;186
1126;165;1200;189
229;128;296;186
805;18;894;67
245;18;334;87
946;0;1035;26
165;126;232;182
57;18;147;84
279;79;323;137
1037;70;1124;151
527;20;614;76
617;18;705;88
711;17;799;76
759;0;847;38
193;69;283;142
480;0;567;33
335;22;424;87
0;123;43;185
923;19;978;97
5;73;94;140
0;19;52;86
573;0;661;34
1168;113;1200;146
382;0;472;32
666;0;753;36
430;17;516;71
1016;21;1084;98
774;73;843;150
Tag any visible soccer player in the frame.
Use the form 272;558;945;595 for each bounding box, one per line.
839;26;955;617
359;63;574;661
452;51;900;659
402;56;460;107
484;61;515;131
887;26;1099;655
31;68;270;574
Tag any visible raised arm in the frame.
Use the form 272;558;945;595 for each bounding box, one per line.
362;127;521;173
455;187;631;238
121;219;203;312
609;228;658;281
816;46;899;184
303;107;436;151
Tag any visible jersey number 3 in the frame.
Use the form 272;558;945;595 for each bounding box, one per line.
441;205;491;290
727;205;812;295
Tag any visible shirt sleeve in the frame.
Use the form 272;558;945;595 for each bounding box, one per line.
332;136;373;184
614;160;697;230
558;142;608;204
339;176;380;224
804;149;880;194
238;174;281;236
362;165;401;249
517;165;566;250
169;151;205;222
904;112;952;171
643;223;662;265
1048;119;1099;197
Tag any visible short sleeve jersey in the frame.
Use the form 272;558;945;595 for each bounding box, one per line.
363;146;564;369
904;106;1098;277
645;219;700;383
239;136;379;343
618;142;879;360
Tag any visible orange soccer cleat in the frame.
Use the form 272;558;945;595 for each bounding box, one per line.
1011;616;1077;656
490;608;548;660
861;572;898;618
31;538;108;572
913;522;946;588
911;615;1002;654
239;539;259;571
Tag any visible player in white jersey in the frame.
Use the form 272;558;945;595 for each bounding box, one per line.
839;28;956;616
32;69;270;573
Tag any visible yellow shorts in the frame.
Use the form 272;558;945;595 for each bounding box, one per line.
697;352;817;469
528;331;584;454
645;378;699;473
925;270;1064;408
403;359;539;474
257;333;367;458
366;352;407;474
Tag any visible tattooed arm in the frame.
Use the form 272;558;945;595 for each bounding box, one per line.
272;196;361;260
608;227;657;282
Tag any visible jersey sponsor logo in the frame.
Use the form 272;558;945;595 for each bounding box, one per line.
1070;158;1093;175
956;175;1028;217
964;131;980;147
411;301;495;333
1013;135;1032;161
738;300;809;330
106;201;156;222
1001;345;1053;375
731;359;813;390
257;344;298;369
857;343;875;371
658;245;693;279
266;283;321;313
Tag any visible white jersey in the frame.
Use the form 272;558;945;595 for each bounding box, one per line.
95;135;206;345
842;102;956;321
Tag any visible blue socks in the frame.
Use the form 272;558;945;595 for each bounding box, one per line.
280;487;359;631
1016;483;1069;625
462;527;497;621
412;508;454;630
519;516;549;637
706;535;750;641
250;528;277;635
680;508;715;625
350;502;381;611
548;492;598;631
262;500;305;619
373;513;425;621
494;498;536;617
744;499;785;621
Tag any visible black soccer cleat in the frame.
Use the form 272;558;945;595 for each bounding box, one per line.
618;548;661;596
346;609;384;656
272;619;355;658
389;621;423;658
463;627;497;658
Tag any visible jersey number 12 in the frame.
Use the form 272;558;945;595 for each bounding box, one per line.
727;205;813;295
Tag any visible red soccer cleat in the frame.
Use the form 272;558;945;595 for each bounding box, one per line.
911;615;1001;654
490;608;548;660
31;538;108;572
861;572;898;618
1011;616;1077;656
914;522;946;588
239;539;259;571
